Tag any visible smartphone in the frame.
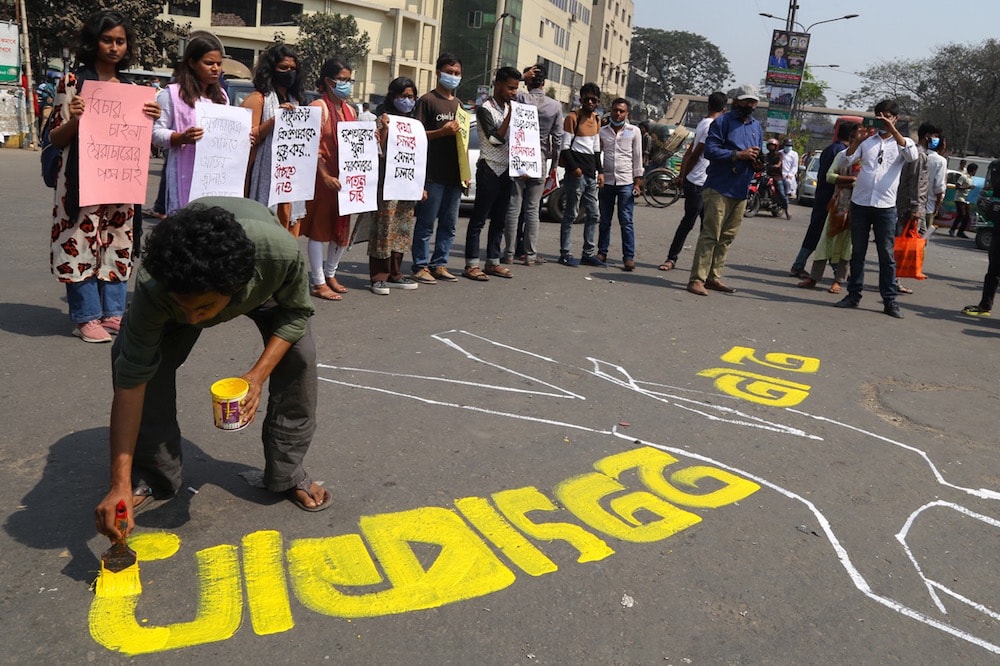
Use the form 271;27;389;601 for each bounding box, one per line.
863;117;888;130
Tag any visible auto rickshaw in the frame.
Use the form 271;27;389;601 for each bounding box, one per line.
972;159;1000;250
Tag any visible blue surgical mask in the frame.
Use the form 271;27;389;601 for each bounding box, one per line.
928;137;940;150
333;80;353;99
393;96;416;114
438;72;461;91
610;118;625;128
783;146;791;153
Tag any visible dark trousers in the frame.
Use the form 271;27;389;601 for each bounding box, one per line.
978;226;1000;311
846;204;897;303
667;180;704;263
111;301;318;496
792;191;833;271
465;162;512;264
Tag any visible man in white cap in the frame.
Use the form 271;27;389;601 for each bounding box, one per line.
687;84;763;295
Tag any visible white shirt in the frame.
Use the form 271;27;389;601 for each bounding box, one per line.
599;121;643;186
926;150;947;213
685;116;712;186
780;148;799;178
844;133;918;208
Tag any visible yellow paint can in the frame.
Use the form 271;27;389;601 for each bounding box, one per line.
210;377;249;431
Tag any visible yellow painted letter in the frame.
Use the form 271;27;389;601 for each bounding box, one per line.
697;368;811;407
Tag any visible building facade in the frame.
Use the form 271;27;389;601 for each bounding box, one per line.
584;0;632;100
160;0;443;103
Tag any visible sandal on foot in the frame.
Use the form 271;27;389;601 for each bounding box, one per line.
658;260;675;271
898;285;914;294
828;282;842;294
326;277;349;294
462;266;490;281
285;478;332;512
132;485;156;515
797;278;818;289
311;284;342;301
484;264;513;278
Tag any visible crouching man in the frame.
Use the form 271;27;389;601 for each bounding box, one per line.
95;197;331;542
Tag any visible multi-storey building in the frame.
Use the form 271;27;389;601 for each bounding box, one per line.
585;0;633;100
160;0;443;103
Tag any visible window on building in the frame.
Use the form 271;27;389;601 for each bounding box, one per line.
168;1;200;17
261;0;301;26
211;0;256;27
603;26;609;49
225;46;255;71
469;10;482;29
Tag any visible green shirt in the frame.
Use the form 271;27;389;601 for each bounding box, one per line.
114;197;314;389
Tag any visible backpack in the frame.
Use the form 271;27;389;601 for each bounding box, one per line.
40;74;80;188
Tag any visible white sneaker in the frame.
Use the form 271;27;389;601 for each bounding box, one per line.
370;281;390;295
387;277;419;290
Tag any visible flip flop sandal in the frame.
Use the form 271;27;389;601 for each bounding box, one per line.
326;278;349;293
132;485;156;515
311;284;342;301
898;286;914;294
286;478;332;512
828;282;842;294
462;266;490;281
657;260;675;271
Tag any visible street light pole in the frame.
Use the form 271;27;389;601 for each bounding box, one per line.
494;12;512;71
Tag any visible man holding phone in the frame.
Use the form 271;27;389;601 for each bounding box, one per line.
834;100;918;318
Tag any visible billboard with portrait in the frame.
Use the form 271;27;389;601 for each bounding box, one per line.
765;30;809;88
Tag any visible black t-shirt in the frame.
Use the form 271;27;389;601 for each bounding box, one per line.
414;89;461;185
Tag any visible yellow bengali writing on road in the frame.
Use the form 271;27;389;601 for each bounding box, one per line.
89;448;760;655
698;346;820;407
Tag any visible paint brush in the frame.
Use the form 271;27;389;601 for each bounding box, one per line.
95;500;142;597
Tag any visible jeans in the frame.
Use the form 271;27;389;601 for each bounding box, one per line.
977;217;1000;311
412;181;462;271
66;277;127;324
667;180;704;263
465;163;512;265
111;301;318;497
792;191;834;272
505;176;544;260
597;183;636;259
560;171;599;257
773;176;788;211
847;203;897;303
689;188;746;283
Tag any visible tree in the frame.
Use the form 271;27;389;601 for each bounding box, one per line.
626;28;732;110
293;13;370;93
841;58;926;117
25;0;189;78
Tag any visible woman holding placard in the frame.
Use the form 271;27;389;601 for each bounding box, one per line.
367;76;422;296
243;43;306;236
299;58;357;301
152;36;229;214
48;10;161;343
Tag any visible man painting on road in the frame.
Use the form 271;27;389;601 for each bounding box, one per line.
686;84;763;296
834;99;918;318
95;197;330;541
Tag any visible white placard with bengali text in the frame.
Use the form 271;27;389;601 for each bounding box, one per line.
267;106;321;207
382;116;427;201
508;102;543;178
189;102;252;201
337;120;379;214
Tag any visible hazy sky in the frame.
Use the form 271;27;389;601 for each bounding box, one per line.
632;0;997;107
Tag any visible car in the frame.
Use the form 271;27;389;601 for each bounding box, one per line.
797;155;819;206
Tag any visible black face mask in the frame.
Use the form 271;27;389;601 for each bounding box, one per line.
273;70;297;89
734;103;754;119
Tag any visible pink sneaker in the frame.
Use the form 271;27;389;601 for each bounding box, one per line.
73;320;112;343
101;316;122;334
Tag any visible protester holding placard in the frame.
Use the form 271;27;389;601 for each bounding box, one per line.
152;36;229;214
368;77;423;296
243;44;307;236
299;58;358;301
47;10;161;343
410;53;465;285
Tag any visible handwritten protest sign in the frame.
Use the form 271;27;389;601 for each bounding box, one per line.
508;102;543;179
188;102;252;201
383;116;427;201
337;120;378;215
456;106;471;183
267;106;321;208
77;81;155;206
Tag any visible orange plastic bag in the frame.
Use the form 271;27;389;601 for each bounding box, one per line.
894;217;927;280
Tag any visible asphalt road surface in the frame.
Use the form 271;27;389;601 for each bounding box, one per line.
1;147;998;663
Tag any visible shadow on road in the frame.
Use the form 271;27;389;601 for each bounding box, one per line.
3;427;266;585
0;302;69;337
